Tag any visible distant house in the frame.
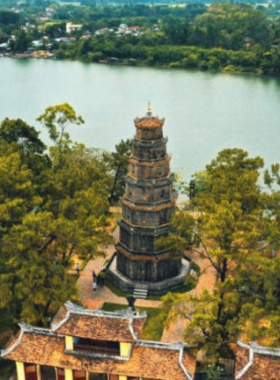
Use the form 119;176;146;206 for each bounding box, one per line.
0;42;9;51
55;37;76;43
0;301;196;380
32;40;44;48
116;24;140;36
66;22;83;34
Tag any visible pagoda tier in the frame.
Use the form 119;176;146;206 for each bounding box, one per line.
108;106;190;294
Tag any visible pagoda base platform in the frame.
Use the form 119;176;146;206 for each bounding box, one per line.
106;254;191;295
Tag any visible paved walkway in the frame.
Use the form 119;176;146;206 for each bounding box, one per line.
76;226;161;310
161;248;216;343
75;224;215;343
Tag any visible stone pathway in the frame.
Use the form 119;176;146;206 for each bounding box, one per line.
77;226;161;310
75;225;215;343
161;248;216;343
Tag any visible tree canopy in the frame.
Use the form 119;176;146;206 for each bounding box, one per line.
160;148;280;357
0;105;114;326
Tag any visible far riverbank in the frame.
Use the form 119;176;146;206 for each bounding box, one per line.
2;41;280;78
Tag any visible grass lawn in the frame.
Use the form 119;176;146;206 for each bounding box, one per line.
102;302;164;341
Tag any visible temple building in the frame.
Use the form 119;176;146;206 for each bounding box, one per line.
108;105;190;295
0;301;196;380
235;340;280;379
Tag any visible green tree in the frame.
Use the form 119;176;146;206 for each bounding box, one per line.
13;30;29;52
161;148;264;357
0;140;40;236
0;212;77;326
37;103;84;146
103;139;132;205
0;118;50;175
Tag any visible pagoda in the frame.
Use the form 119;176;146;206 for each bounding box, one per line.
108;105;190;295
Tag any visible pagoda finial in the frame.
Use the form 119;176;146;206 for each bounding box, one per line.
147;102;152;116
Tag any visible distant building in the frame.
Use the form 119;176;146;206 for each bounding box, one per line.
66;22;83;34
0;301;196;380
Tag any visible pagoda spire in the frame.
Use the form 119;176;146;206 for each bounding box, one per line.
147;102;152;116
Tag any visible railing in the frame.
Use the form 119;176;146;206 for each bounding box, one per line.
73;343;120;356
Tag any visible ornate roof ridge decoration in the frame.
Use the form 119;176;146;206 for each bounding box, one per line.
50;301;146;342
0;325;25;358
235;339;280;379
137;341;193;380
0;323;63;358
237;339;280;357
137;340;184;350
61;301;146;320
179;344;193;380
134;116;165;129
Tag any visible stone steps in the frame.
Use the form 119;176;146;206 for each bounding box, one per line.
133;287;149;299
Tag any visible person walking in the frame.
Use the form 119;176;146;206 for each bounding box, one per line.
76;262;80;276
93;280;97;292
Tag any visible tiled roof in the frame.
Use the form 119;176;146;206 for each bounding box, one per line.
134;116;165;129
1;329;196;380
52;302;146;343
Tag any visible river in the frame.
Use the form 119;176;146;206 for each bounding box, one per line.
1;57;280;181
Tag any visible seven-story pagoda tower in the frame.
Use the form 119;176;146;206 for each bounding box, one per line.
108;105;190;295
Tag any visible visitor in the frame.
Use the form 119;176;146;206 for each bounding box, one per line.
76;262;80;276
93;281;97;292
92;270;96;281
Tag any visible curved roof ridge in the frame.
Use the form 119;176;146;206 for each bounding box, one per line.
137;340;184;350
64;301;147;320
128;317;138;341
236;341;254;380
237;339;280;357
178;344;193;380
51;306;71;332
0;324;25;358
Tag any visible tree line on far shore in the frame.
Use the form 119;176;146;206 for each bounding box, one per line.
1;3;280;75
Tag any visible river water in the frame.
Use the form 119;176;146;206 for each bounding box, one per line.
1;57;280;181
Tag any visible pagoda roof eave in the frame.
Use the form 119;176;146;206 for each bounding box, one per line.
134;116;165;129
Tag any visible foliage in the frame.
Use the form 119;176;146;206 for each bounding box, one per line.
2;2;280;75
103;138;131;204
0;118;50;175
37;103;84;144
0;118;46;154
0;360;14;380
156;209;196;259
161;149;265;357
0;105;112;326
205;364;223;380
